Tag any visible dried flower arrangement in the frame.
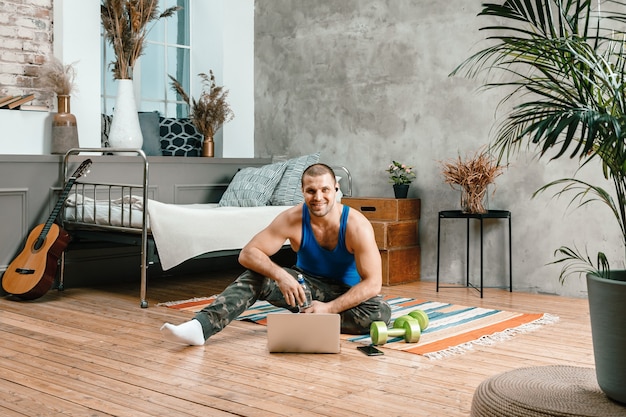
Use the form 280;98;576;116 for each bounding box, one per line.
386;160;416;185
39;57;77;96
440;148;505;213
101;0;180;79
169;71;235;155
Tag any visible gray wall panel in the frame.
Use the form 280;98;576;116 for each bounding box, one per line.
0;189;27;268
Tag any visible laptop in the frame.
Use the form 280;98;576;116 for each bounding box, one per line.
266;313;341;353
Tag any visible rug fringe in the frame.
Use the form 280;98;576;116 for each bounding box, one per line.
423;313;559;360
156;295;216;307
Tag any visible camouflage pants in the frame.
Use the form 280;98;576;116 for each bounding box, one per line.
193;267;391;341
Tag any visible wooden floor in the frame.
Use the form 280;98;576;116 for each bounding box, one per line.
0;267;595;417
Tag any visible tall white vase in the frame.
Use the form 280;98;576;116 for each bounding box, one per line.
108;79;143;154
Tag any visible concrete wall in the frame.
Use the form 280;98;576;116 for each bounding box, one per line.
254;0;621;298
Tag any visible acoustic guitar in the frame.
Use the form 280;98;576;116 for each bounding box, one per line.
2;159;92;300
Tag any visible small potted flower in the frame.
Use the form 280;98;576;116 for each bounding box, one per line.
386;161;416;198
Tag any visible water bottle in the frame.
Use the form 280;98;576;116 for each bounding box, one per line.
297;274;312;309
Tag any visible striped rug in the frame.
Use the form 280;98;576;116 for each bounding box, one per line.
158;295;558;359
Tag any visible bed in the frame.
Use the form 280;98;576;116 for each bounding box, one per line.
59;148;353;307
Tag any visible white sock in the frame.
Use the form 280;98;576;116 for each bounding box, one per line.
160;319;205;346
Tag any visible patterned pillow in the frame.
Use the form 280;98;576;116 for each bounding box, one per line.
159;117;202;156
269;153;321;206
101;114;112;148
218;161;288;207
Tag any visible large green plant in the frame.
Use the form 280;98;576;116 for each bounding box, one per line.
452;0;626;280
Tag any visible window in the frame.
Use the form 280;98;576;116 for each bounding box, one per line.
101;0;191;118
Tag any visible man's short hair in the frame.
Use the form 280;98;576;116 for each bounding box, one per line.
302;163;336;183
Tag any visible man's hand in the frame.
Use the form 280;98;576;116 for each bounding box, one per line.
275;273;307;308
299;300;332;314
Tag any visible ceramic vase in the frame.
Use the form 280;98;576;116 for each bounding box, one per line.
51;95;79;155
108;79;143;154
202;135;214;157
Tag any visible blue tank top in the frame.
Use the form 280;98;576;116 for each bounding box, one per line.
296;204;361;286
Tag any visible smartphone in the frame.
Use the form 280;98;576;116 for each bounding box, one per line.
357;345;384;356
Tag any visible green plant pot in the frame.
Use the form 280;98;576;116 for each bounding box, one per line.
586;271;626;404
393;184;409;199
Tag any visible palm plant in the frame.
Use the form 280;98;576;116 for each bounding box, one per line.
451;0;626;280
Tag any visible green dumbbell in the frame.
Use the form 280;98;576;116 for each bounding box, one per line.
408;309;429;331
370;316;421;345
392;314;418;331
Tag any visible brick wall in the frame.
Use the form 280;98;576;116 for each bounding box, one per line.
0;0;53;106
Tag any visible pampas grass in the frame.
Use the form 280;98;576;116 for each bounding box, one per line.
441;148;505;213
39;57;77;96
101;0;180;79
169;71;234;139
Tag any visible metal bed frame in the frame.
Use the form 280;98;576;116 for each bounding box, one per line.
58;148;353;308
60;148;151;306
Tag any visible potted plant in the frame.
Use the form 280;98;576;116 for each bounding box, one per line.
386;160;416;198
169;71;235;157
452;0;626;403
440;148;505;214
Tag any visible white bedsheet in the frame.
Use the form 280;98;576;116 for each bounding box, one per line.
64;194;146;228
146;200;292;270
64;195;293;271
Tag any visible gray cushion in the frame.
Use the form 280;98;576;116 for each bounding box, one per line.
269;153;321;206
219;161;288;207
139;111;162;156
101;112;161;156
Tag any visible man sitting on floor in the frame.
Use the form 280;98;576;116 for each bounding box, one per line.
160;163;391;346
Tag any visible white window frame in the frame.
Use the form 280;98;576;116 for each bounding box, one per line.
53;0;253;156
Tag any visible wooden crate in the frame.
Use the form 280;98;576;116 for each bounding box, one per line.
343;197;420;221
344;197;421;285
380;246;421;285
371;220;418;250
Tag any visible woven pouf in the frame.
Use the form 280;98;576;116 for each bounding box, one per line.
471;365;626;417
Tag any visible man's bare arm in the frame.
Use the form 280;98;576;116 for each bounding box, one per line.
238;205;305;307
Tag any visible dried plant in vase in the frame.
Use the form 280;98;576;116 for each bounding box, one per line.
39;57;77;97
101;1;179;151
169;71;235;157
440;148;505;214
101;0;180;79
38;57;80;154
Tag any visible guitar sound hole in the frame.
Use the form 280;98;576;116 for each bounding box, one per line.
33;237;45;250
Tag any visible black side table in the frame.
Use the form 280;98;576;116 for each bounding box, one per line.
436;210;512;298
